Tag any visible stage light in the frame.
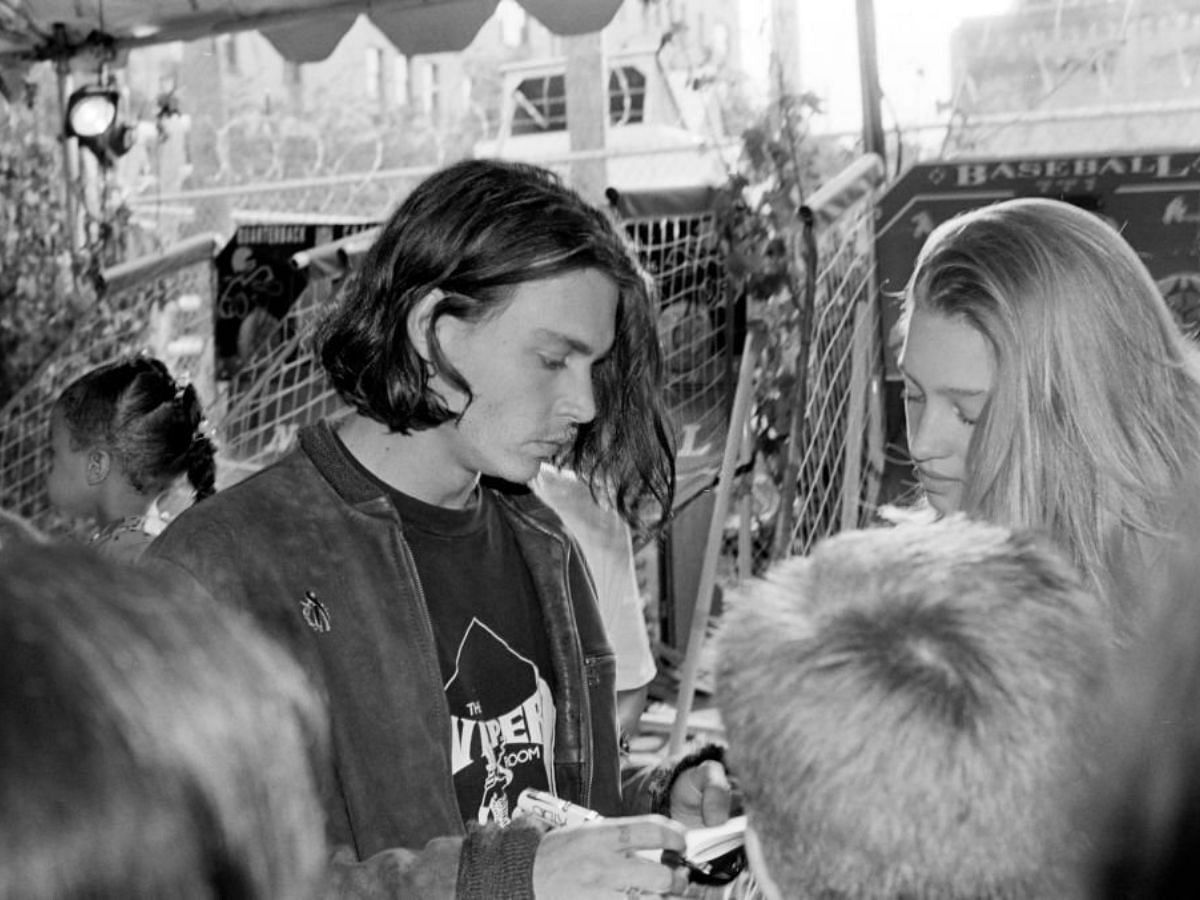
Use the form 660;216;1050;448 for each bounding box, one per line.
64;84;134;168
65;85;118;138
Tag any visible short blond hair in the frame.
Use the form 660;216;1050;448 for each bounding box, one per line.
717;517;1111;898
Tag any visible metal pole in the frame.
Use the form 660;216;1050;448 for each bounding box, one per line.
856;0;887;168
54;58;80;277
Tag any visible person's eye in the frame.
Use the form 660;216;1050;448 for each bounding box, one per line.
538;354;567;371
956;408;979;427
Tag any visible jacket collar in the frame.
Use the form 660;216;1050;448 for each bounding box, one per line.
298;420;390;508
298;420;563;531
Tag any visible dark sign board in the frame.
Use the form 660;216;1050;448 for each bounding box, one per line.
214;222;375;379
876;149;1200;377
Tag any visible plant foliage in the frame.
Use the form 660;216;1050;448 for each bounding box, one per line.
710;88;856;561
0;92;77;408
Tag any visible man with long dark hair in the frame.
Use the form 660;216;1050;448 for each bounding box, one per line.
148;159;729;898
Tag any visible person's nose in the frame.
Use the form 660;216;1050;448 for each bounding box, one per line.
559;367;597;426
907;401;953;464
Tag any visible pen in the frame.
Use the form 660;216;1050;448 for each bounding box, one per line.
516;787;604;828
661;848;716;880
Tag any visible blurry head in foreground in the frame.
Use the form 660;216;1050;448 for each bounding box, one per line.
717;517;1111;900
0;544;328;899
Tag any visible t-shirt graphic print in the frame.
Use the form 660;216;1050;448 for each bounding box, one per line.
446;617;557;826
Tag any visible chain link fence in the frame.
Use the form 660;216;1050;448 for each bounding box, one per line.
1;149;886;588
645;154;888;750
696;156;888;593
215;262;348;484
128;144;735;250
778;160;886;558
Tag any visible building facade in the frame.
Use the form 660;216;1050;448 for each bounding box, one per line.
948;0;1200;156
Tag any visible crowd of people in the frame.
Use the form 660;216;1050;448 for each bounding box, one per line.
3;163;1200;899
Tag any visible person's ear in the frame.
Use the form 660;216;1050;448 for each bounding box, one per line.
85;449;112;486
406;289;468;414
406;289;444;364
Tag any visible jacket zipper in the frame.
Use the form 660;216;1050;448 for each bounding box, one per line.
501;496;595;809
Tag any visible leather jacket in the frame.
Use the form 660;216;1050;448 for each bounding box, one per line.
145;420;624;898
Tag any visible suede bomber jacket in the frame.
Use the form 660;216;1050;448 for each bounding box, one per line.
144;420;626;899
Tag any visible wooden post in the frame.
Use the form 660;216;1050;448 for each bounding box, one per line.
735;418;755;585
564;29;608;204
840;302;869;531
669;325;764;756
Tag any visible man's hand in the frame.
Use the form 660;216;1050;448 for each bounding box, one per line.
531;814;690;898
668;760;732;829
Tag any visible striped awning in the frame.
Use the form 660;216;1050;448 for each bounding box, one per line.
0;0;621;64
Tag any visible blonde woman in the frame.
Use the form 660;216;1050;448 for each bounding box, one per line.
896;197;1200;628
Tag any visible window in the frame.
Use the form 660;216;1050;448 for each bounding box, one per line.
394;56;409;106
510;64;646;136
512;74;568;135
365;47;384;100
415;60;442;120
223;35;240;74
429;61;442;121
609;66;646;126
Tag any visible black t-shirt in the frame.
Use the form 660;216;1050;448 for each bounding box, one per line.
388;483;558;828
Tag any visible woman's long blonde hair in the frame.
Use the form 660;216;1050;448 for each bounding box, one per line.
903;197;1200;618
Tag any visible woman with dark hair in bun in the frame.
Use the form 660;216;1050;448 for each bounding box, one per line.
46;354;217;562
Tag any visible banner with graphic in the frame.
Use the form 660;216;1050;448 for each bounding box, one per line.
876;150;1200;375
